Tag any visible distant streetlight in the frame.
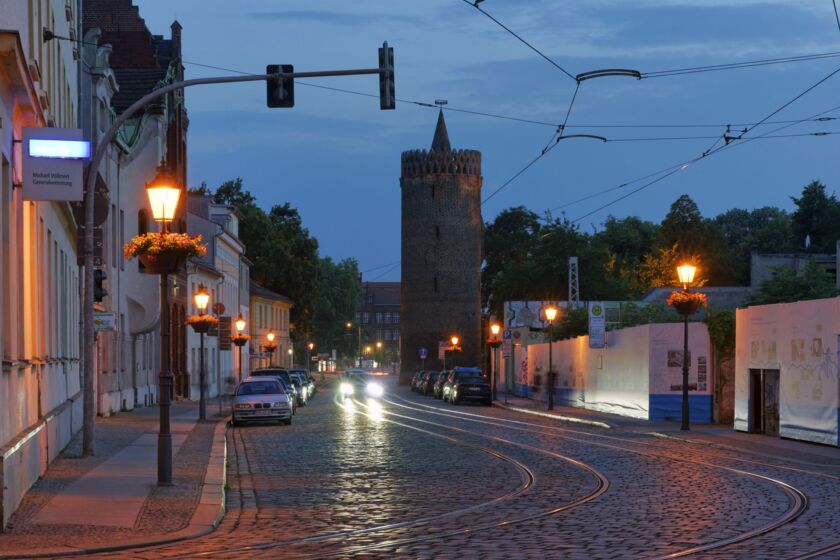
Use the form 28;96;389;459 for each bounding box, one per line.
488;323;502;401
443;334;460;371
675;263;699;431
347;322;362;368
287;347;293;368
544;305;559;411
265;331;277;367
232;314;249;384
192;284;211;421
308;342;315;374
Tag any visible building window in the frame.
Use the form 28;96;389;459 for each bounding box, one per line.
393;312;400;324
383;312;391;324
376;312;383;324
362;312;370;324
354;311;360;322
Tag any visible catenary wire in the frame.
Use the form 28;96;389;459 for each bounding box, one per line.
180;60;840;132
641;51;840;78
458;0;577;81
361;260;401;274
832;0;840;32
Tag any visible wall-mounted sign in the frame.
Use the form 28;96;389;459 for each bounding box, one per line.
22;127;89;201
589;302;606;348
218;316;232;350
93;312;116;332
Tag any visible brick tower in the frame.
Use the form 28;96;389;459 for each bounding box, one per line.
400;111;483;383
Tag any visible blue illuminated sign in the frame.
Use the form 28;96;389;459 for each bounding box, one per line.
28;139;91;159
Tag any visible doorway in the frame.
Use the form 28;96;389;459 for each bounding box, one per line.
749;368;780;436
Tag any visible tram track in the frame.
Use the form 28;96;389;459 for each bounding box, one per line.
153;393;543;559
383;392;813;559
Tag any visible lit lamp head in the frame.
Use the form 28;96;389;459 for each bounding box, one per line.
677;264;697;290
193;284;210;314
365;345;372;354
308;342;314;351
287;348;293;356
346;322;352;328
490;323;501;338
544;305;559;324
266;331;275;343
235;314;246;333
376;341;383;349
145;166;180;226
450;335;459;347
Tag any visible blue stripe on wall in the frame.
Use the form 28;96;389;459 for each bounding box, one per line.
649;394;712;424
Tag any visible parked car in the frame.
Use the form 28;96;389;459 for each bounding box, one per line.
443;368;486;403
448;374;491;406
251;369;298;414
418;371;441;396
433;371;450;399
288;374;308;406
410;371;424;391
291;369;315;398
232;377;292;426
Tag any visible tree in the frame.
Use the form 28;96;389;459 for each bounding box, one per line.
211;179;321;337
790;180;840;253
747;260;839;305
482;207;541;314
312;257;361;359
714;206;794;284
591;216;660;299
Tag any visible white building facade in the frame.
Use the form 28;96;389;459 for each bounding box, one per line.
0;0;83;527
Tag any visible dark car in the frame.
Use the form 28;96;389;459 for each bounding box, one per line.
443;368;486;403
290;368;316;398
449;375;491;405
251;368;300;412
418;371;441;396
433;371;450;399
410;371;424;391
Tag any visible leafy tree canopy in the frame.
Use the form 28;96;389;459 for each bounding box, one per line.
747;260;839;306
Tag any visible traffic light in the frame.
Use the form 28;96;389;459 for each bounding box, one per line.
266;64;294;108
94;269;108;302
378;42;395;110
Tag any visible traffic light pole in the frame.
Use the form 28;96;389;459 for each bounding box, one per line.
81;50;396;466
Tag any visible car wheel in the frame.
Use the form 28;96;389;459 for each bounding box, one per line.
284;418;292;425
231;418;241;427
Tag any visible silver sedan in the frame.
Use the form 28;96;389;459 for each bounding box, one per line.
232;378;293;426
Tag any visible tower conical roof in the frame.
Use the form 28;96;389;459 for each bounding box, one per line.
431;110;451;152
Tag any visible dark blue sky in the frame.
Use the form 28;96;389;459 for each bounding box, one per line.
138;0;840;281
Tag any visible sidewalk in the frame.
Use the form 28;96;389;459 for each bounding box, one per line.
494;395;840;467
0;402;227;558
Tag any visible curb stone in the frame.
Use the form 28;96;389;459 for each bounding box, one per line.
0;419;229;559
492;402;613;429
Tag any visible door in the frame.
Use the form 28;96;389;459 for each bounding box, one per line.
749;369;763;433
763;369;780;436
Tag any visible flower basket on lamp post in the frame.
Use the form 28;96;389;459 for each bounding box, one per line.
667;291;707;316
186;314;218;334
124;232;207;275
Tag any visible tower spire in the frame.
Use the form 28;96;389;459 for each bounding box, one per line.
431;110;451;152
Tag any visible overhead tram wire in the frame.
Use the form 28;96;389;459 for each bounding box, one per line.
560;103;840;224
180;60;840;132
458;0;577;82
369;261;401;281
832;0;840;33
641;50;840;79
361;260;401;274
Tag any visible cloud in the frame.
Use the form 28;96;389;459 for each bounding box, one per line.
247;10;418;27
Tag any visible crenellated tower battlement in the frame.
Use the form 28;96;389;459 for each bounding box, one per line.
400;149;482;178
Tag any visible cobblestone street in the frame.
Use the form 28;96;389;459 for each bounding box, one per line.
61;378;836;560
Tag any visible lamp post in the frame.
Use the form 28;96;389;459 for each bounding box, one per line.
308;342;315;374
288;347;293;368
544;305;559;411
265;331;277;367
488;323;502;401
347;322;362;368
376;341;383;369
145;166;181;486
444;335;460;371
232;314;248;385
676;264;698;431
193;284;210;421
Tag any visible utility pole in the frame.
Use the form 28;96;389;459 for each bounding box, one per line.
80;43;397;464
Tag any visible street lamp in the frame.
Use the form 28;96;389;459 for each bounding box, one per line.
443;335;460;371
232;313;249;385
376;341;383;368
193;284;210;421
308;342;315;374
287;347;293;368
544;305;559;411
265;331;277;367
676;263;698;431
146;166;181;487
347;322;362;367
488;323;502;401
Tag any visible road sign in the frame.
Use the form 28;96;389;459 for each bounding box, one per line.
419;348;428;359
218;316;232;350
212;302;225;315
503;329;512;340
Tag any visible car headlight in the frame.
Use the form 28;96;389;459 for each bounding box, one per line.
340;382;354;396
365;382;384;398
234;403;251;409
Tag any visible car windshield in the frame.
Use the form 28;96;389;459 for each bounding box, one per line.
237;381;281;395
254;370;292;384
459;376;485;384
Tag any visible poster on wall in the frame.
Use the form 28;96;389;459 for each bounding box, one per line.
589;302;606;348
504;301;556;330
